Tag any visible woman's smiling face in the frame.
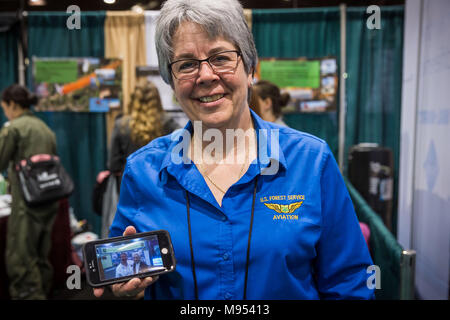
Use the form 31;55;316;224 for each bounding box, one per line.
171;21;253;130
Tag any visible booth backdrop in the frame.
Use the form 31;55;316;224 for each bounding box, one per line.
252;6;404;234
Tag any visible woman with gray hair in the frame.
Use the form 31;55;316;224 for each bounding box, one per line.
94;0;374;300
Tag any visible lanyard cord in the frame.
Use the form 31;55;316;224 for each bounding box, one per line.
185;188;198;299
243;175;258;300
185;176;258;300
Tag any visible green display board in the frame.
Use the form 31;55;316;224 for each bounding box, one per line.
257;57;338;113
34;60;78;84
259;60;320;88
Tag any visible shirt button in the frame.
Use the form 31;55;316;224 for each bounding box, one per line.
222;253;229;260
224;292;232;300
221;216;227;221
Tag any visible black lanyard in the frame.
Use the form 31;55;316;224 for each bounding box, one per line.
185;176;258;300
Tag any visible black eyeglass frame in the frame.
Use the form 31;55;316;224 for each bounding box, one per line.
169;50;242;80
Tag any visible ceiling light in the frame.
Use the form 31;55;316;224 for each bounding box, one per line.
28;0;47;6
103;0;116;4
147;1;159;9
131;5;144;14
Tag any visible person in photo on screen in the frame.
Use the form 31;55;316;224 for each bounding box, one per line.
115;252;133;278
132;252;150;274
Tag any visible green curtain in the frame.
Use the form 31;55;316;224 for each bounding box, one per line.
27;12;107;235
0;22;18;124
252;8;341;157
252;7;404;234
345;177;403;300
345;6;404;235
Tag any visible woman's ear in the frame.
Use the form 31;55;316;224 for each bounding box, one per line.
247;73;253;88
261;97;272;111
2;101;12;109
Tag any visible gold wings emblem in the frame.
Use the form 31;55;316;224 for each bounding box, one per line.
288;201;303;213
264;201;303;214
264;203;283;213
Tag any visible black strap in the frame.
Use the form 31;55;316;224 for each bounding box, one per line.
185;190;199;300
243;176;258;300
185;176;258;300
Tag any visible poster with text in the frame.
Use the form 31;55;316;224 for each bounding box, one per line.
256;57;338;113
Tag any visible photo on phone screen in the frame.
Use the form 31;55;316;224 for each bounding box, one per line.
95;234;165;281
83;230;176;287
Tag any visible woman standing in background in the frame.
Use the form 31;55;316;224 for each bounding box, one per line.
0;84;58;299
101;79;179;237
252;79;290;126
108;79;168;177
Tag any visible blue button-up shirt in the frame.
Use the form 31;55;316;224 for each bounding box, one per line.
109;110;375;300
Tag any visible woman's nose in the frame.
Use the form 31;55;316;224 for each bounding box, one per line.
196;61;219;85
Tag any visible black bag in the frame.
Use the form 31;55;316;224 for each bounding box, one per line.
15;154;74;207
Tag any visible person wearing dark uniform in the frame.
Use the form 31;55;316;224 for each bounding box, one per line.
0;84;58;299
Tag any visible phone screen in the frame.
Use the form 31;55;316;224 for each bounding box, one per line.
94;234;166;282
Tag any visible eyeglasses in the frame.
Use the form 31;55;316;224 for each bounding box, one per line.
169;50;241;80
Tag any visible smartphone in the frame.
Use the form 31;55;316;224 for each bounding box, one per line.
83;230;176;287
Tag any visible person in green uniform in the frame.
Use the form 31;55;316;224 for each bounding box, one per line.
0;84;58;299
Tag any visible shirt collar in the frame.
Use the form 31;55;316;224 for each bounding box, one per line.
158;108;287;185
14;109;33;120
250;108;287;175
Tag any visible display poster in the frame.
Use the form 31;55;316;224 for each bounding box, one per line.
256;57;338;113
33;57;123;112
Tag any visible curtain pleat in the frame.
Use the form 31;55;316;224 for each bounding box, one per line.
345;7;404;235
0;23;18;124
104;11;147;139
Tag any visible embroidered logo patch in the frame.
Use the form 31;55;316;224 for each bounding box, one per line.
264;202;303;220
260;194;305;220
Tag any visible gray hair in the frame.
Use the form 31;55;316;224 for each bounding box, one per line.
155;0;258;86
